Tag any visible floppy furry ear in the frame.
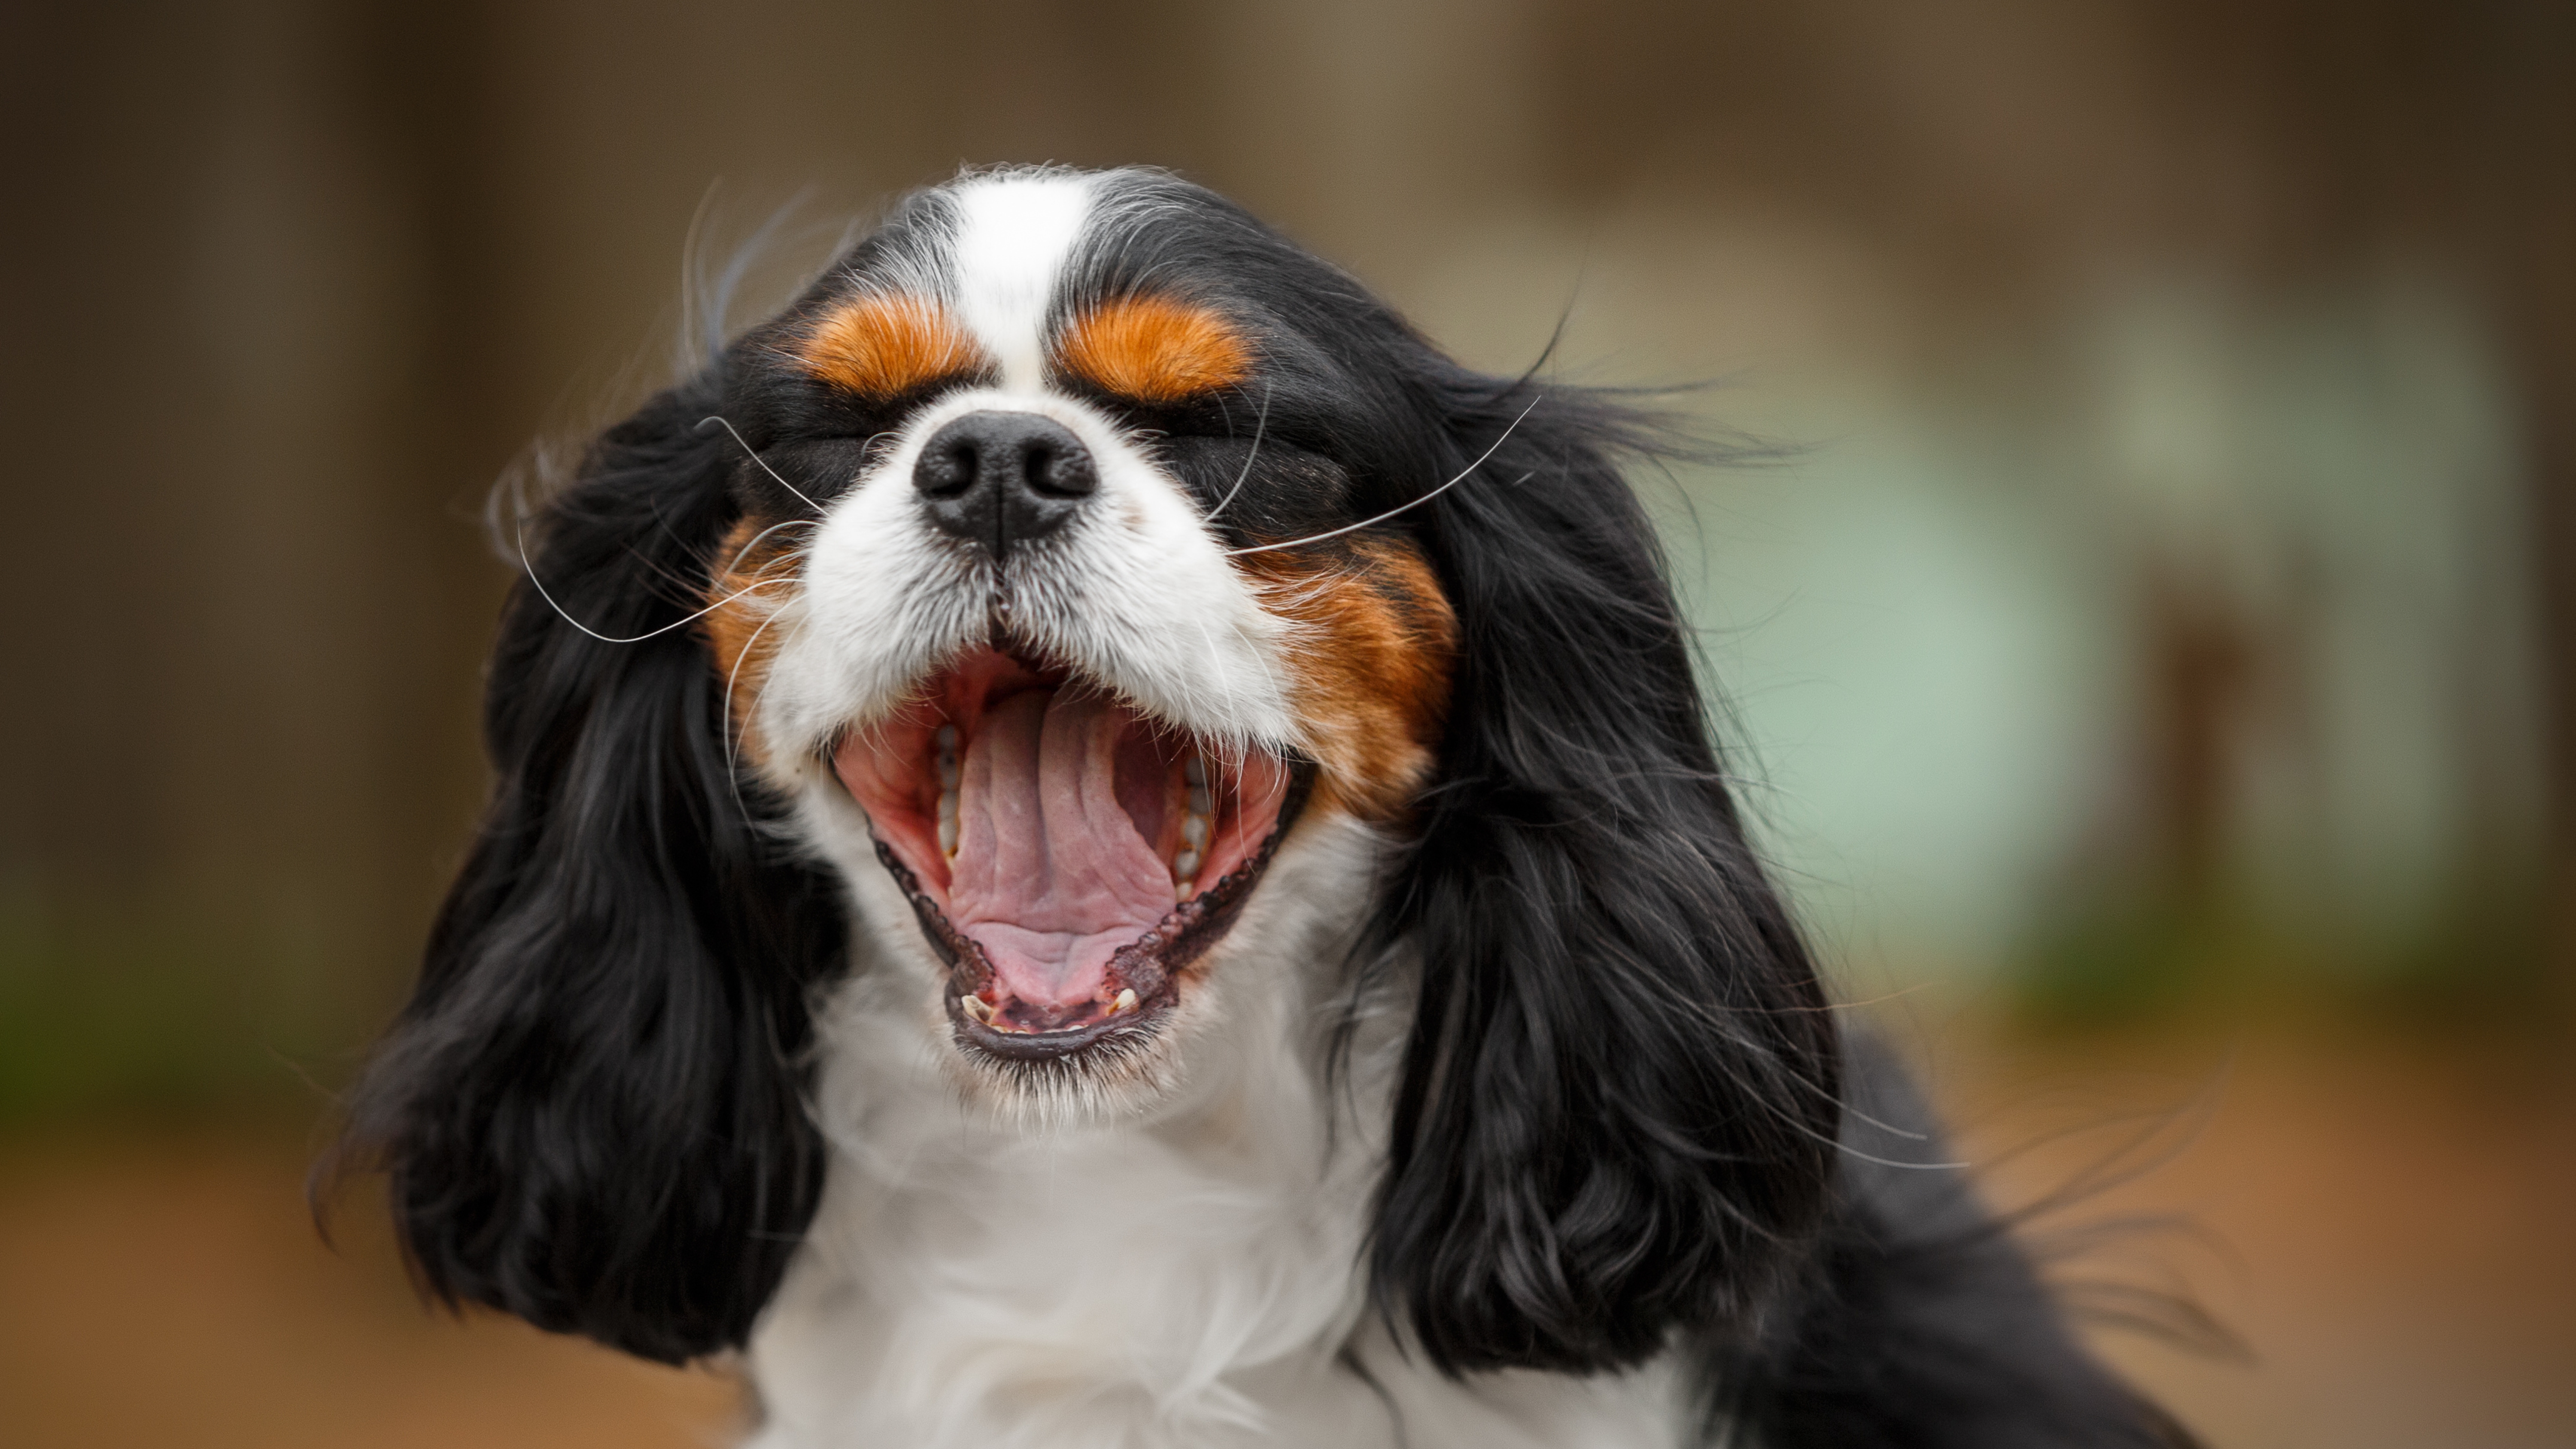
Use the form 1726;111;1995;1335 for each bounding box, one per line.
1370;378;1841;1374
328;374;846;1364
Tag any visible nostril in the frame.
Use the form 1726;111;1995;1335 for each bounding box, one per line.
1022;438;1099;499
916;438;978;499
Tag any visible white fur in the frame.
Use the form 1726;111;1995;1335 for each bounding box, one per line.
736;172;1701;1448
947;171;1096;390
750;810;1696;1449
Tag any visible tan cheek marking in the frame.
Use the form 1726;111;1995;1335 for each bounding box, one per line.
701;517;805;767
798;294;984;398
1241;539;1458;823
1055;296;1251;403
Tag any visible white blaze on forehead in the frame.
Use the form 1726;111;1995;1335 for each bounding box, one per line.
945;173;1096;391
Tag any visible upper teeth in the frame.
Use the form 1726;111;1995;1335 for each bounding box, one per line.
936;724;960;858
1175;754;1209;899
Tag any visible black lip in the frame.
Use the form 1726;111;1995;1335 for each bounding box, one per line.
948;1009;1153;1062
870;759;1318;1066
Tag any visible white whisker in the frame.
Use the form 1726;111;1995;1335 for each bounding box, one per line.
726;516;823;572
513;510;798;645
1224;396;1541;556
1202;381;1271;526
701;414;827;513
723;599;796;824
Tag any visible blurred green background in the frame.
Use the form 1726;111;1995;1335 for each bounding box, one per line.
1;2;2570;1446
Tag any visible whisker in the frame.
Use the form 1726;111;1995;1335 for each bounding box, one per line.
722;601;794;826
1224;396;1541;557
513;509;796;644
725;516;823;573
699;414;826;513
1202;381;1272;526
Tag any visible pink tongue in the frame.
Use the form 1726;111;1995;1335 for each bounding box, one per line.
947;690;1175;1009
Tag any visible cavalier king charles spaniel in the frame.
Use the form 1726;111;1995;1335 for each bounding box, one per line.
336;166;2186;1448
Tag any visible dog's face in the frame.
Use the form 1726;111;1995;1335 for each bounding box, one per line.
701;172;1457;1106
344;166;1836;1374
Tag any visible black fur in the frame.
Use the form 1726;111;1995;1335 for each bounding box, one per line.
332;376;843;1364
1366;378;1840;1373
1702;1037;2195;1448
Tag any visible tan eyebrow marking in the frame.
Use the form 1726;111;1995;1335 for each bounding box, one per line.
797;294;985;398
1055;296;1252;403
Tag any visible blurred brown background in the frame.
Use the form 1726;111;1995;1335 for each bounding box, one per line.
2;2;2570;1446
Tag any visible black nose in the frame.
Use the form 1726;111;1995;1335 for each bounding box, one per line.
913;412;1098;557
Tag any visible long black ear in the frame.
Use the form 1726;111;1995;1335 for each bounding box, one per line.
328;374;846;1364
1370;377;1841;1374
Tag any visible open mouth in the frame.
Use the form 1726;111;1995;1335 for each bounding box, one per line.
832;646;1307;1061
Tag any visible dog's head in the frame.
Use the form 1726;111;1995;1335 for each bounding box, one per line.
338;167;1837;1375
716;173;1460;1098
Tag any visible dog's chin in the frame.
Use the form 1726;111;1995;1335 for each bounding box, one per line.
927;978;1209;1127
825;645;1312;1118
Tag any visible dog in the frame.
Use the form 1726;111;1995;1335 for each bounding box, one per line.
334;165;2187;1447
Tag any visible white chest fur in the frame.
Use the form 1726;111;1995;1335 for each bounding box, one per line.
743;1046;1689;1449
741;824;1693;1449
